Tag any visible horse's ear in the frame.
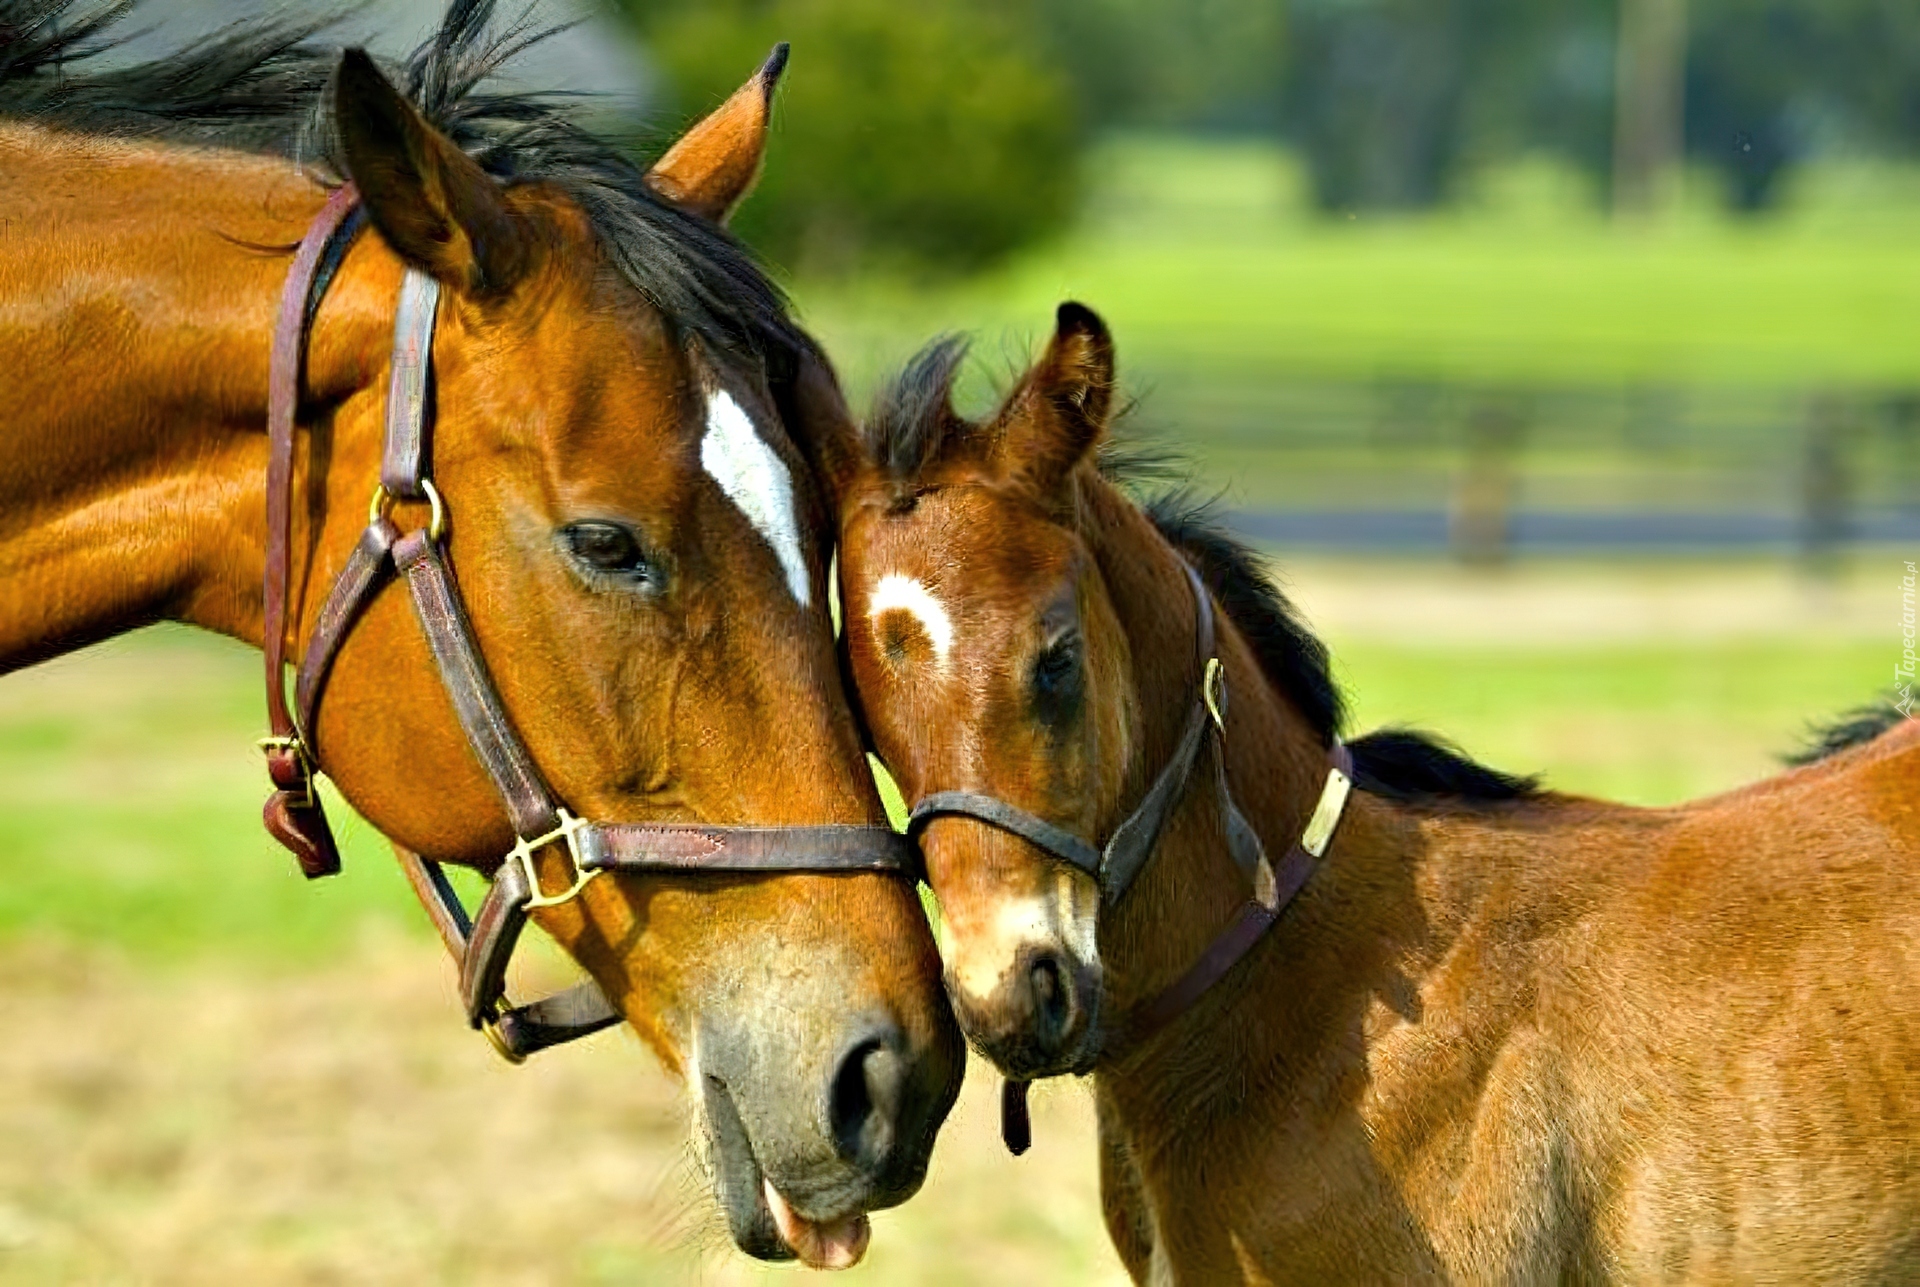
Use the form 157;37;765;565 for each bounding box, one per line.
997;302;1115;493
332;48;528;295
645;44;788;225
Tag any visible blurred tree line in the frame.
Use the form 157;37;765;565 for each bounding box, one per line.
617;0;1920;274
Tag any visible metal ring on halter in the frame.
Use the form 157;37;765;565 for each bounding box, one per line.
368;478;448;543
1203;657;1227;731
480;996;527;1065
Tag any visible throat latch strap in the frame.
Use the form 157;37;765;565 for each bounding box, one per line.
1121;738;1353;1053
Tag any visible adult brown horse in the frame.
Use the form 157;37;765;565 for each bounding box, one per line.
823;303;1920;1282
0;1;961;1268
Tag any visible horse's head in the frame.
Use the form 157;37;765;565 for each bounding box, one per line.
302;47;960;1266
822;306;1131;1080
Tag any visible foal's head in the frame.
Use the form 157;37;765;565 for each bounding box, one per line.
824;306;1134;1078
209;21;956;1264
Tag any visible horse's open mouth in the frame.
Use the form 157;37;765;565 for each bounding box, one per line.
701;1074;873;1271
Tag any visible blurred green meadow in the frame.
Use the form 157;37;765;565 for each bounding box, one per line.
800;138;1920;395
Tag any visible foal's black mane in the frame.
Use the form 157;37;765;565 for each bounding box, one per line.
866;337;1540;808
0;0;804;366
1786;703;1908;766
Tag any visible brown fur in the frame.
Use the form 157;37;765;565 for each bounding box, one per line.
0;28;961;1261
827;304;1920;1283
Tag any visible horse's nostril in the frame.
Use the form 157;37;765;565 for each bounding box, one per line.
1029;952;1077;1056
828;1036;903;1168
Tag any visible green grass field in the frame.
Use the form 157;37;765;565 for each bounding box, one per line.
796;139;1920;400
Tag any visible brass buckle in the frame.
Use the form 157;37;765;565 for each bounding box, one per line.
369;477;448;542
480;996;527;1065
256;734;317;808
506;809;600;911
1202;657;1227;731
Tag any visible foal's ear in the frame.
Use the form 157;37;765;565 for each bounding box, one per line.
998;302;1115;493
645;44;788;225
332;48;528;295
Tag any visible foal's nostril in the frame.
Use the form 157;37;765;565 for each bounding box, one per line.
1028;951;1078;1057
828;1036;904;1168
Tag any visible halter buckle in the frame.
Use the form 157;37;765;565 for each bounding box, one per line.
506;808;601;911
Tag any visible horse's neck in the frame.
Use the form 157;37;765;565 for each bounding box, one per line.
1079;478;1331;1021
1077;481;1447;1254
0;125;392;668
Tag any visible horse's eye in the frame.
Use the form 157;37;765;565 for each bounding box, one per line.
1031;632;1084;721
561;521;653;581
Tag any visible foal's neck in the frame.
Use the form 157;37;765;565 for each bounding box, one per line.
0;126;395;668
1078;478;1414;1162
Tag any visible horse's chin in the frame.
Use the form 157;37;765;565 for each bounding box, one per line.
698;1074;873;1270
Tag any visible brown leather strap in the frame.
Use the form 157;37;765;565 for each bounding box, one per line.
587;824;917;873
907;793;1100;879
492;983;624;1058
260;183;362;880
1118;739;1354;1055
394;529;562;839
396;848;622;1054
380;270;439;497
463;858;534;1024
459;821;913;1023
294;517;399;733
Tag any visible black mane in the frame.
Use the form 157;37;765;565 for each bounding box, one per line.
863;335;1540;808
1140;493;1538;806
0;0;804;366
1786;703;1907;766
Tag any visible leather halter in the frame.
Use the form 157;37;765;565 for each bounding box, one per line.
903;561;1353;1148
259;186;914;1061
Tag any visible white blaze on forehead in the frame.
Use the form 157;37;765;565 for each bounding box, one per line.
700;389;810;607
867;574;954;666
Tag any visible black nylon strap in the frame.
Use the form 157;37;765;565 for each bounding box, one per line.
907;793;1101;879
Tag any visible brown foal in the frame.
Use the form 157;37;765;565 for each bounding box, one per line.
0;3;960;1266
825;303;1920;1282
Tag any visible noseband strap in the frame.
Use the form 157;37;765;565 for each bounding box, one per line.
259;191;912;1062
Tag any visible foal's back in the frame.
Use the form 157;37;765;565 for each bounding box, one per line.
1374;718;1920;1282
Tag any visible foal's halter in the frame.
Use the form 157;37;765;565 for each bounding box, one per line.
258;185;914;1061
904;562;1353;1147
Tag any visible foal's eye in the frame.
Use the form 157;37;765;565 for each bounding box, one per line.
560;521;655;582
1031;632;1084;720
